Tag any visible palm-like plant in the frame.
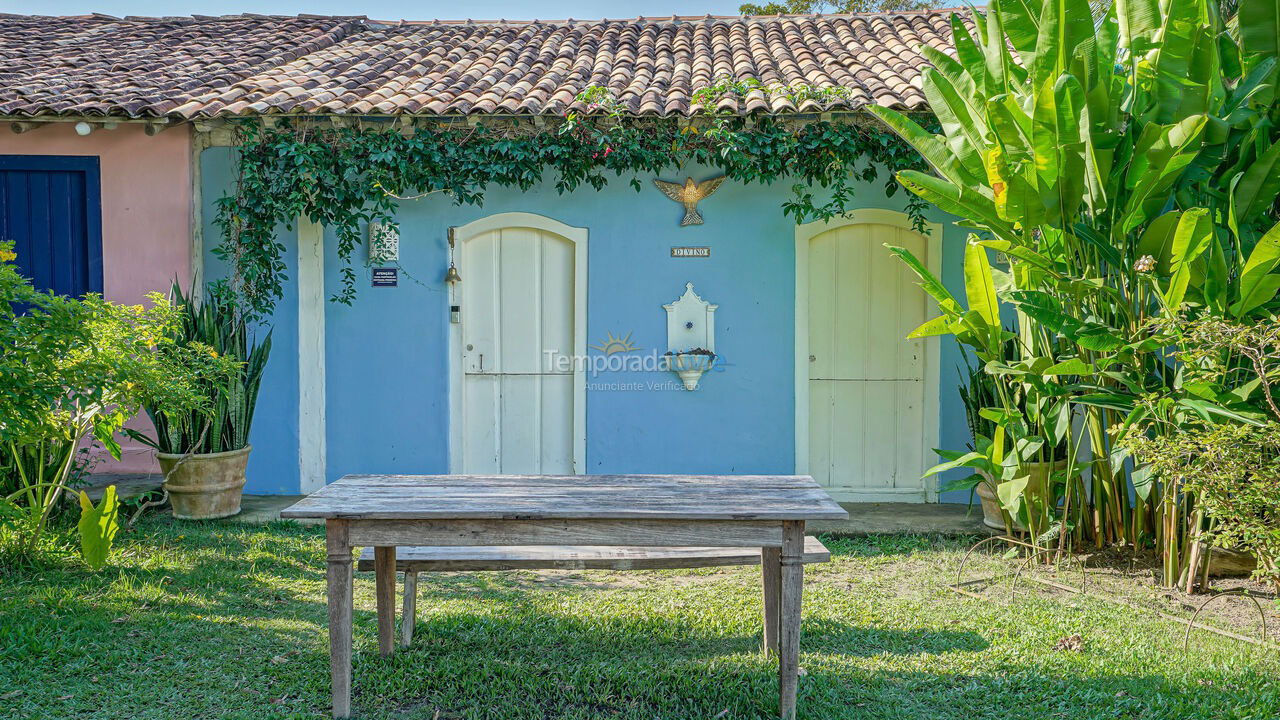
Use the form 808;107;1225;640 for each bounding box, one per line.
868;0;1280;583
136;282;272;456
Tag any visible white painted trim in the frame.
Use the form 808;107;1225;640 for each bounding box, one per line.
297;216;327;493
827;488;930;504
794;209;944;503
448;212;588;474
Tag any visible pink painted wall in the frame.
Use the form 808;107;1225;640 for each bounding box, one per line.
0;122;193;474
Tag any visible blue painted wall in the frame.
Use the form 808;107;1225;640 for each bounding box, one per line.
202;147;974;500
201;147;300;495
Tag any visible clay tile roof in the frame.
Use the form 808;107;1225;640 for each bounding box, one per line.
0;14;362;118
0;11;968;119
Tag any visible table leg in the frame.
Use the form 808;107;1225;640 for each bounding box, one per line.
401;571;418;648
778;521;804;720
326;519;353;719
761;547;781;656
375;546;396;657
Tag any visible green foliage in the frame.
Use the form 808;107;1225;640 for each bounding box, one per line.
129;282;272;455
76;485;119;570
870;0;1280;571
215;80;930;319
3;521;1278;718
1128;423;1280;592
1124;316;1280;590
0;242;236;559
959;353;1000;445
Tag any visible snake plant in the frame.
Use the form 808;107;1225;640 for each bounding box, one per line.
141;282;272;455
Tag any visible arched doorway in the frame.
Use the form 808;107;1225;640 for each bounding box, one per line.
449;213;587;474
795;209;942;501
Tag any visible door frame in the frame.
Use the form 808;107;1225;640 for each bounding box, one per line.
793;209;943;503
448;212;588;474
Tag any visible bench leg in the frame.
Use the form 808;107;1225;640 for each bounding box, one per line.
779;521;804;720
375;546;396;657
401;571;417;648
761;547;781;657
326;520;353;719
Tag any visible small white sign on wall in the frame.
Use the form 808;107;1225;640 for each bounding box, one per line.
368;221;400;264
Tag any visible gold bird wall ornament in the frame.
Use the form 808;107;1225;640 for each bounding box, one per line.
654;176;726;226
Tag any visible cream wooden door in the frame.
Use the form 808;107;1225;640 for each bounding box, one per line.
806;222;929;499
461;225;576;474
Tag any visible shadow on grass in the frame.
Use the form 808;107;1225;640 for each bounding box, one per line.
3;520;1275;720
388;608;987;665
802;617;989;656
357;647;1273;720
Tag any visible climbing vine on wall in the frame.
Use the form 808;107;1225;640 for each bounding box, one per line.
214;82;932;320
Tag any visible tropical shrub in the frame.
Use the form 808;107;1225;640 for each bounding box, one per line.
0;243;235;565
934;346;1078;537
129;282;272;456
1124;316;1280;590
1127;422;1280;592
868;0;1280;581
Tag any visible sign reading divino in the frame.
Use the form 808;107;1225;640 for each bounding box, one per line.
670;246;711;258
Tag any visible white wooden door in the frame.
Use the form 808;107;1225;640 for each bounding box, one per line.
807;223;929;498
461;226;576;474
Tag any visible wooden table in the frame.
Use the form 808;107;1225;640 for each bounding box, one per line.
280;474;848;719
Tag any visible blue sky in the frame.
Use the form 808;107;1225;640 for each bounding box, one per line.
4;0;747;20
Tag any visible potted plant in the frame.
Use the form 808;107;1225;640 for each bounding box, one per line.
665;348;716;390
951;357;1005;531
932;352;1075;535
130;282;272;520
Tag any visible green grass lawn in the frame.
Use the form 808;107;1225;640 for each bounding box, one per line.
1;518;1277;719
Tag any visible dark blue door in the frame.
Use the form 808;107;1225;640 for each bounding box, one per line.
0;155;103;297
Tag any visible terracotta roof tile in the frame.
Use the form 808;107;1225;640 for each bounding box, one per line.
0;13;361;118
0;11;967;119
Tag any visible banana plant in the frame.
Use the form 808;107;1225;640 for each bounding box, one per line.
870;0;1280;573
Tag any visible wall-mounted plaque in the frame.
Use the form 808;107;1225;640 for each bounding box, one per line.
371;267;398;287
670;246;711;258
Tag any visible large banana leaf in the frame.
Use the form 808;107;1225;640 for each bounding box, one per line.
918;45;984;120
1232;219;1280;315
1120;115;1209;232
1001;0;1044;58
1114;0;1161;55
964;240;1002;329
1232;139;1280;223
1140;0;1207;122
1163;207;1213;311
1034;76;1089;223
895;170;1019;241
1239;0;1280;72
865;105;983;186
949;14;991;91
1029;0;1097;88
1005;290;1128;350
921;67;989;173
884;244;963;316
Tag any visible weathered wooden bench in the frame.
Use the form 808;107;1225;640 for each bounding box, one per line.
357;537;832;648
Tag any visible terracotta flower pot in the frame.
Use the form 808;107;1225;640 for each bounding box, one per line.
157;445;251;520
975;460;1070;533
974;476;1007;531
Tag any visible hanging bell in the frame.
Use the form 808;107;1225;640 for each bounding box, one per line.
444;263;462;284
